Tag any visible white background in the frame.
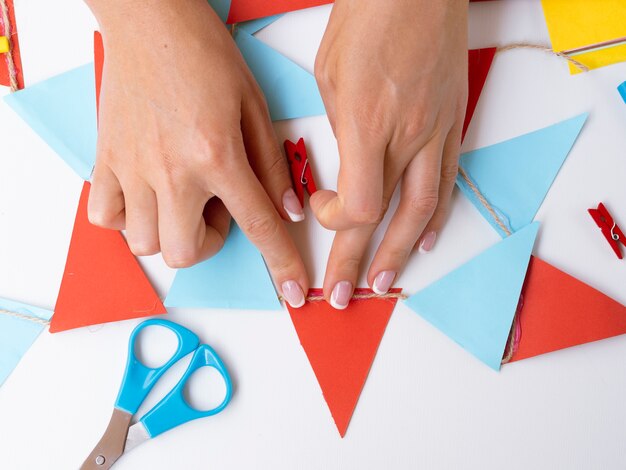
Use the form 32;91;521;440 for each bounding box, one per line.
1;1;626;469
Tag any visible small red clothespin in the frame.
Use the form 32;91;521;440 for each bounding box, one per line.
284;137;317;206
588;202;625;259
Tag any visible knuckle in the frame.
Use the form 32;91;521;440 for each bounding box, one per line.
408;192;438;218
241;214;280;244
88;207;118;229
163;250;200;269
401;113;430;142
347;207;383;225
128;239;159;257
440;161;460;184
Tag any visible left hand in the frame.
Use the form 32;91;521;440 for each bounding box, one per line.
312;0;468;308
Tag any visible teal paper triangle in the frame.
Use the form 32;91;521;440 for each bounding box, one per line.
165;223;281;310
234;29;326;121
4;64;97;180
457;114;587;237
404;222;539;370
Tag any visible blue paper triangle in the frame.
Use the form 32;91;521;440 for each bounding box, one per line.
4;64;97;180
404;222;539;371
0;298;53;386
165;223;281;310
235;29;326;121
457;114;587;237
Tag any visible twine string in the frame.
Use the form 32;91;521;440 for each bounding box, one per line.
0;309;50;326
0;0;19;91
281;292;407;303
497;42;590;73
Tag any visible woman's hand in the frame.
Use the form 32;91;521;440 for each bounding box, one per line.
86;0;309;307
313;0;468;308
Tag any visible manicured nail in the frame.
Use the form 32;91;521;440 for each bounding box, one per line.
282;188;305;222
330;281;352;310
281;280;305;308
372;271;396;295
419;231;437;253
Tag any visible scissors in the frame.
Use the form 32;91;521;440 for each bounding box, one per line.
81;319;232;469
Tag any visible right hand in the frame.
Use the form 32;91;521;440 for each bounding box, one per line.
86;0;309;307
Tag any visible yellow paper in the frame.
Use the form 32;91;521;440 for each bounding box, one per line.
541;0;626;74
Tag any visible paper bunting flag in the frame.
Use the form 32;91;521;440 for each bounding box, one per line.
457;113;587;237
541;0;626;74
51;182;165;332
405;223;539;371
165;223;281;310
509;256;626;362
236;14;283;34
464;48;496;139
0;298;52;385
286;288;401;437
0;0;24;89
4;64;97;180
226;0;332;23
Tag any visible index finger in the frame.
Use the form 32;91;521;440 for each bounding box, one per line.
216;152;309;308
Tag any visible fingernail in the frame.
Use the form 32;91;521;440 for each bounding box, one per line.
419;231;437;253
281;280;305;308
372;271;396;295
282;188;305;222
330;281;352;310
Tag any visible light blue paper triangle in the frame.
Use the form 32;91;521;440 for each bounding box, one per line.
0;298;53;386
404;222;539;371
457;114;587;237
165;223;281;310
237;14;283;34
4;64;97;180
235;29;326;121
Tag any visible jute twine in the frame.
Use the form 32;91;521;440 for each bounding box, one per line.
280;292;408;303
0;0;19;92
0;309;50;326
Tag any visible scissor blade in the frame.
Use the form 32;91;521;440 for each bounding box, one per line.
124;422;150;454
80;408;132;470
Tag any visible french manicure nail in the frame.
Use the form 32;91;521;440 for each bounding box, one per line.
330;281;352;310
419;231;437;253
282;188;305;222
281;280;305;308
372;271;396;295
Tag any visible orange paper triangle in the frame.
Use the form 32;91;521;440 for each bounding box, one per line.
50;182;165;332
510;256;626;362
286;288;400;437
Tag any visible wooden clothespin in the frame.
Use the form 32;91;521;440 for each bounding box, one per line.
588;202;625;259
284;137;317;206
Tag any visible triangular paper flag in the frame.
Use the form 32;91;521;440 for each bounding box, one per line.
405;223;539;370
457;113;587;237
464;48;496;139
4;64;97;180
51;182;165;332
0;0;24;89
509;256;626;362
286;288;401;437
226;0;332;23
164;223;281;310
234;29;326;121
0;298;52;385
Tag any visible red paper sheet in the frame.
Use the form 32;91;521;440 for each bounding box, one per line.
0;0;24;89
50;182;166;332
286;288;401;437
464;48;496;139
94;31;103;113
510;256;626;362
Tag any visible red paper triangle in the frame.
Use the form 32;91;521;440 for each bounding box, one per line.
286;288;400;437
94;31;104;113
510;256;626;362
0;0;24;89
50;182;166;333
464;47;496;140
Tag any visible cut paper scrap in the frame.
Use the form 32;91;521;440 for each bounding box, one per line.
165;223;281;310
509;256;626;362
0;0;24;89
4;64;97;180
541;0;626;74
234;28;325;121
227;0;331;23
457;113;587;237
464;47;496;139
51;182;165;333
405;222;539;371
0;298;52;385
286;288;401;437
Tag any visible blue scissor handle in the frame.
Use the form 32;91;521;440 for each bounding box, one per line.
139;344;233;438
115;319;200;415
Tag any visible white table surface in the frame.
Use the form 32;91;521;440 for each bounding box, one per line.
1;1;626;469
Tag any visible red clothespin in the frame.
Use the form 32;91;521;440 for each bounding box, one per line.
284;138;318;206
588;202;625;259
